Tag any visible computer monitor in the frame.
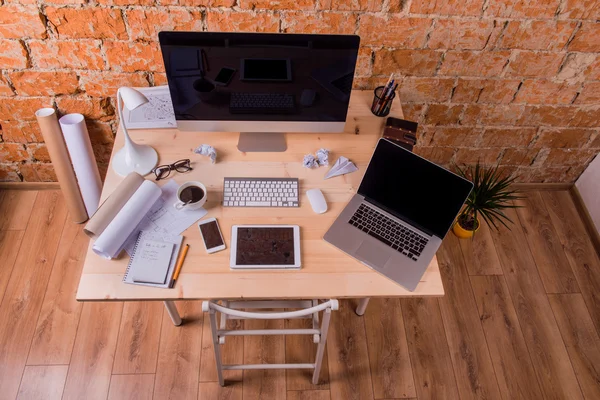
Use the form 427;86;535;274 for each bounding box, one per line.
158;32;361;152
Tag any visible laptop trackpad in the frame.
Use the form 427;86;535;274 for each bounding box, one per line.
355;242;390;268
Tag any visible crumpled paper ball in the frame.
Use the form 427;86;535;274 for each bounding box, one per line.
193;144;217;163
303;154;318;168
316;148;329;166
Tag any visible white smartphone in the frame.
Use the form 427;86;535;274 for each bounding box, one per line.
198;217;226;254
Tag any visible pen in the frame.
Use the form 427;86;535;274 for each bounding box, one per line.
375;73;394;112
377;80;395;114
169;244;190;288
378;82;398;115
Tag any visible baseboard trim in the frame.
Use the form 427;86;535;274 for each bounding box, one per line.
570;186;600;259
513;183;573;191
0;182;61;190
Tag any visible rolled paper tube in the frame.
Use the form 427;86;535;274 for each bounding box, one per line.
92;180;162;259
35;108;88;223
84;172;144;239
59;113;102;217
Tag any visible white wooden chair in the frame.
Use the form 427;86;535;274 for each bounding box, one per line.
202;299;339;386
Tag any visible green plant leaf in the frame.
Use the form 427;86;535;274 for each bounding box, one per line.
453;161;524;231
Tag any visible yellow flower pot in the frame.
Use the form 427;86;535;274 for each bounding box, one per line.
453;217;480;239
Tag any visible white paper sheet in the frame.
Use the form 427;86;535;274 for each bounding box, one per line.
123;86;176;129
124;180;208;255
324;156;358;179
92;180;162;259
59;113;102;216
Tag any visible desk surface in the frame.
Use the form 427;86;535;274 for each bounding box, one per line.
76;90;444;301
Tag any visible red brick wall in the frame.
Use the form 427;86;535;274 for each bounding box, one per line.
1;0;599;182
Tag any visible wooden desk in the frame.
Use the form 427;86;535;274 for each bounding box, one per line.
76;91;443;308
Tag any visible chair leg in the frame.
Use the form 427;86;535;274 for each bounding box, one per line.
356;298;370;316
163;301;182;326
312;308;332;385
208;310;225;386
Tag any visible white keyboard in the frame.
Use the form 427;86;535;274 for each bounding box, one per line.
223;177;299;207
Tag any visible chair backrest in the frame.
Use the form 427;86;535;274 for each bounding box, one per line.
202;299;339;319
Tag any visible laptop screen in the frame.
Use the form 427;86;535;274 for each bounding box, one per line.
358;139;473;238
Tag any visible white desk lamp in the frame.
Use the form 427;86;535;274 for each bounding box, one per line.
112;87;159;176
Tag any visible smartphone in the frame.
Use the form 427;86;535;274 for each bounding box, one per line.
198;218;226;253
214;67;236;86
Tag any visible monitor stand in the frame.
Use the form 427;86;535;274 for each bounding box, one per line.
237;132;287;152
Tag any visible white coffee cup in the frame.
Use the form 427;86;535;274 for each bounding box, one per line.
174;181;207;211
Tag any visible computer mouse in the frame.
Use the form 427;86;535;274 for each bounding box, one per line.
306;189;327;214
300;89;317;107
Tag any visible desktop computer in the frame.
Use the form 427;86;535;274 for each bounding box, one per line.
158;32;360;152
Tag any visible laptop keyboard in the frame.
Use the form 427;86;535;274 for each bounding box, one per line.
348;204;428;261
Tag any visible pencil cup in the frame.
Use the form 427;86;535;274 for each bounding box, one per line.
371;86;396;117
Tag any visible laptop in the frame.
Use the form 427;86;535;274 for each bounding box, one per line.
324;138;473;291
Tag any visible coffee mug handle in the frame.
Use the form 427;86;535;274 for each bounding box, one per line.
174;201;186;210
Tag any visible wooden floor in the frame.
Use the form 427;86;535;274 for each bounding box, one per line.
0;189;599;400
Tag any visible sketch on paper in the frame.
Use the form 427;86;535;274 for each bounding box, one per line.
123;86;177;129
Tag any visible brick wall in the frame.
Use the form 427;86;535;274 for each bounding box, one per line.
0;0;599;183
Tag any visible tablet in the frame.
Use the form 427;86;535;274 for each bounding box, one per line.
230;225;301;269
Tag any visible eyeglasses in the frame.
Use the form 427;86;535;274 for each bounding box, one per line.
152;159;193;181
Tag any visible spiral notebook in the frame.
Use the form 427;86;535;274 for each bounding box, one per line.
123;231;183;288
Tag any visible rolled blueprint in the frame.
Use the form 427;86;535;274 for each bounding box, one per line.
59;113;102;217
35;108;88;223
84;172;145;239
92;180;162;259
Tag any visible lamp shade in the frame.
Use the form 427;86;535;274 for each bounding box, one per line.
112;86;158;176
118;87;149;110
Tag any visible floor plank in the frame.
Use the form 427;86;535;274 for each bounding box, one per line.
287;390;331;400
402;298;459;400
490;207;584;400
0;190;37;230
437;236;502;400
199;381;243;400
549;294;600;400
363;298;415;399
516;192;580;293
1;188;599;400
0;230;24;304
326;301;374;400
0;191;68;400
243;318;286;400
112;301;163;374
542;190;600;335
285;314;330;391
62;302;123;400
107;374;154;400
199;312;244;385
470;275;544;400
459;218;503;275
154;301;203;400
27;222;88;365
16;365;68;400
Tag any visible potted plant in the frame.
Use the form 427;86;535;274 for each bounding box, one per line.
452;163;522;239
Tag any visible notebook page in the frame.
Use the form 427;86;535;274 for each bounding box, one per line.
123;232;183;288
130;240;174;284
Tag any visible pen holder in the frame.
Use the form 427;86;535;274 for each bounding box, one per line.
371;86;396;117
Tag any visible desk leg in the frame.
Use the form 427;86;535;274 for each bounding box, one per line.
164;301;182;326
356;298;370;316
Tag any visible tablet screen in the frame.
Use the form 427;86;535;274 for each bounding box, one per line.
235;227;295;265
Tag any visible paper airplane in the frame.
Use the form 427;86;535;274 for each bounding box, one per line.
324;156;358;179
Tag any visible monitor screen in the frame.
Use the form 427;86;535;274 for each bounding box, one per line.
159;32;360;123
358;140;473;238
